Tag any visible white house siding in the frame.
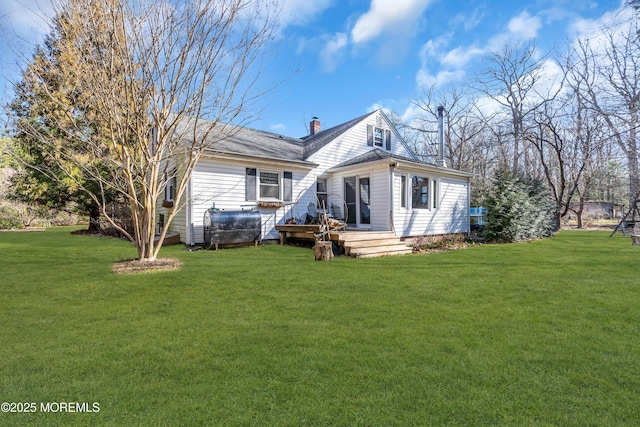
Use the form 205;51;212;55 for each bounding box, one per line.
327;164;391;231
156;157;187;241
307;111;416;176
187;156;316;244
370;169;390;230
306;111;411;229
393;172;469;237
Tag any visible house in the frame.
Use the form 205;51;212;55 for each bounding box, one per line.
159;109;473;247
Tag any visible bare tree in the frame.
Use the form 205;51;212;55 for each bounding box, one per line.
474;42;557;176
8;0;280;262
574;17;640;209
410;87;489;171
523;92;606;227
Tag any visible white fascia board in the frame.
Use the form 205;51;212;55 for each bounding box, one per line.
202;150;318;170
328;157;475;180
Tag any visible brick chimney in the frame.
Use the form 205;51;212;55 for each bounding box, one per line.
310;117;321;135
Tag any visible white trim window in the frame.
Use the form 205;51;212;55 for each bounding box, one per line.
432;178;439;210
245;168;292;202
411;175;439;210
412;176;429;209
316;178;328;209
374;127;384;146
259;171;280;200
367;125;392;150
400;175;408;209
164;170;176;202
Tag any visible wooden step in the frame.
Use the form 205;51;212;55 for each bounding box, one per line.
343;238;407;249
353;247;413;258
348;243;411;257
338;231;396;242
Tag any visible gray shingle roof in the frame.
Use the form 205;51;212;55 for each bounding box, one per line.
172;116;308;163
211;126;306;162
328;148;475;178
329;148;416;169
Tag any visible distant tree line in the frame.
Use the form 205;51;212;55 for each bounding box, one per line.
404;5;639;230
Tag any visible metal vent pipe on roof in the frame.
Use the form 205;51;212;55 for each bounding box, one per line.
437;106;447;168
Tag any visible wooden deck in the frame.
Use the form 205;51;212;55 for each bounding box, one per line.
275;225;412;258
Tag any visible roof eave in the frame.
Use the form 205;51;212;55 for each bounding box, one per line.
328;156;475;179
202;150;318;169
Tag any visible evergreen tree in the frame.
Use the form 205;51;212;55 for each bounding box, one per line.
8;7;117;231
482;168;558;242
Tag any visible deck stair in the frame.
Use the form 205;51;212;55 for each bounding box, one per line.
338;231;412;258
275;225;413;258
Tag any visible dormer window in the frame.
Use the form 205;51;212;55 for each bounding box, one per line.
367;124;392;150
374;127;384;146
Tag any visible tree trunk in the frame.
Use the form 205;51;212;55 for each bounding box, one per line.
87;202;101;233
314;241;333;261
627;132;639;209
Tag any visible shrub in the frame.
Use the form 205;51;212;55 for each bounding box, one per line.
0;205;25;230
481;168;558;243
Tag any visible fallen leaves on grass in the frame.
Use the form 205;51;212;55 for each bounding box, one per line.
112;258;182;274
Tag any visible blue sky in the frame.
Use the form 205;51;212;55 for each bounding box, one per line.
0;0;628;137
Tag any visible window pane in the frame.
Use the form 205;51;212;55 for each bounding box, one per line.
245;168;256;201
316;178;327;193
260;172;279;185
260;185;279;199
401;175;407;208
412;176;429;209
360;177;370;224
259;171;279;199
316;178;328;209
374;127;383;146
283;171;292;202
432;179;438;209
344;176;357;225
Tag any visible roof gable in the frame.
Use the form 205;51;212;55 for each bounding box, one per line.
301;111;375;158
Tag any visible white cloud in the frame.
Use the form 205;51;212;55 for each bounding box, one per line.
441;45;485;68
319;32;348;72
419;36;449;60
278;0;334;27
450;7;485;31
507;11;542;40
268;123;287;132
351;0;433;44
536;59;564;96
569;6;633;44
0;0;53;51
416;69;465;89
366;102;394;116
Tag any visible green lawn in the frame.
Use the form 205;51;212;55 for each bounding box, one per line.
1;228;639;426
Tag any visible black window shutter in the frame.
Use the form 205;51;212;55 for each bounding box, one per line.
367;124;373;146
283;171;293;202
385;130;391;150
245;168;256;201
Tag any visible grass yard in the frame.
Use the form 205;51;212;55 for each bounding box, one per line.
1;227;639;426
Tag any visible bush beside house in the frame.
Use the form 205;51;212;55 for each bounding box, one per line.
481;168;558;243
